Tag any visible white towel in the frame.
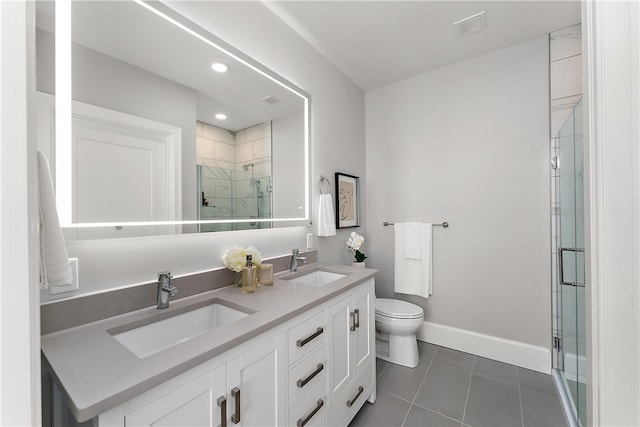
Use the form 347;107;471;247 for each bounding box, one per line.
394;223;433;298
403;221;422;260
317;193;336;237
38;151;73;289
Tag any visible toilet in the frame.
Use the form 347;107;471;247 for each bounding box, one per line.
375;298;424;368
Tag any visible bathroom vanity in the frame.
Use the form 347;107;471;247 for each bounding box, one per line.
41;264;377;427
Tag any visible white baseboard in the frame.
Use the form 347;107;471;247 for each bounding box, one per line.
416;321;551;374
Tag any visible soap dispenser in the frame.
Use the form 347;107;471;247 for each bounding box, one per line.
241;254;257;294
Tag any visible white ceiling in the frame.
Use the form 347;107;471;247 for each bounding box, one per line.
265;1;581;91
63;1;304;131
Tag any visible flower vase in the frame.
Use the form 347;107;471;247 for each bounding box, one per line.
232;271;243;287
352;261;365;268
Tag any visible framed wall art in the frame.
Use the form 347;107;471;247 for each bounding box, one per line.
335;172;360;229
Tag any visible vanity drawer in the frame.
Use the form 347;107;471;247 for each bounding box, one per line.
288;379;326;427
328;360;373;427
288;344;326;407
288;310;326;365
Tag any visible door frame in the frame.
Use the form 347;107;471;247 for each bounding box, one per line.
583;1;640;425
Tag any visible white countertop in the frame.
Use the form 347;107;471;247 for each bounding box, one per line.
41;263;377;422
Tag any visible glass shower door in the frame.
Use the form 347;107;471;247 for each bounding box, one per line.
556;99;586;426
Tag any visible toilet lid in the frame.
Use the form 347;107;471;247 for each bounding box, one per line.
375;298;424;319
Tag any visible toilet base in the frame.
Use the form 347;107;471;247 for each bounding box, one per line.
376;332;419;368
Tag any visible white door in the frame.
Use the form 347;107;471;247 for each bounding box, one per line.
36;93;182;240
227;337;285;427
72;118;168;239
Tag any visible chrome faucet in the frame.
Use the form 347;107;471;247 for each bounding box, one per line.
157;271;177;309
290;249;307;273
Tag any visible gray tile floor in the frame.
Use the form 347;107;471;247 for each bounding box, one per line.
349;342;568;427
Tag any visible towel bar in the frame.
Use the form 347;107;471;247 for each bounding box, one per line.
383;221;449;228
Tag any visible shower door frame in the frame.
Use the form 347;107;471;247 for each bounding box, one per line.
552;99;586;427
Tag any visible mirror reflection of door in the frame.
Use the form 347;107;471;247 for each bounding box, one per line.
36;93;182;240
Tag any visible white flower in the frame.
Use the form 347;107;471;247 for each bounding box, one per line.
346;232;364;252
223;246;262;272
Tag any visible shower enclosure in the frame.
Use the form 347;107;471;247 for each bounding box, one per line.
197;164;272;232
552;99;586;426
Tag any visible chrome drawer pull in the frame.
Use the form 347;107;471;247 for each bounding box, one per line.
297;399;324;427
217;396;227;427
346;386;364;408
296;327;324;347
297;363;324;388
354;308;360;329
231;387;240;424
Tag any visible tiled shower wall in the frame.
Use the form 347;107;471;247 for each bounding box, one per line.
549;24;582;368
196;121;272;231
196;121;272;173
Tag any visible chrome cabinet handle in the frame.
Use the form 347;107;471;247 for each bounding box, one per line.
297;399;324;427
217;396;227;427
297;327;324;347
231;387;240;424
559;247;585;287
350;310;356;331
297;363;324;388
354;308;360;329
346;386;364;408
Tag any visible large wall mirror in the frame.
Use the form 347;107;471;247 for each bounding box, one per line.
35;0;310;240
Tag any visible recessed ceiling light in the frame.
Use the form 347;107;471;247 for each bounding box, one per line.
211;62;228;73
215;113;227;120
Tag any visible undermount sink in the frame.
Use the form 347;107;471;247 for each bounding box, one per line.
287;270;347;287
110;299;253;358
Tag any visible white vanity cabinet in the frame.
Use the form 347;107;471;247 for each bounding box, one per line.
103;337;286;427
94;278;375;427
124;366;223;427
327;281;375;426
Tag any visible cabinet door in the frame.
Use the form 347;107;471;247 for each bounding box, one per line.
125;373;214;427
354;284;372;375
327;293;354;398
227;336;285;427
211;364;229;427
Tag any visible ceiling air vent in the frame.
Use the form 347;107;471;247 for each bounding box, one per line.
260;95;281;105
453;11;487;38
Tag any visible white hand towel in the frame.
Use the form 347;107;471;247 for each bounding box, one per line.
394;223;433;298
38;151;73;289
317;193;336;237
403;221;422;260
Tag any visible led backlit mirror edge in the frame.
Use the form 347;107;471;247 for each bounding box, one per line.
54;0;311;230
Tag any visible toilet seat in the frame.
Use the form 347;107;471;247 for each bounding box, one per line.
375;298;423;320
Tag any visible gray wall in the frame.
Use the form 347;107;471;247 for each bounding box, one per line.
365;36;551;348
36;29;198;223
